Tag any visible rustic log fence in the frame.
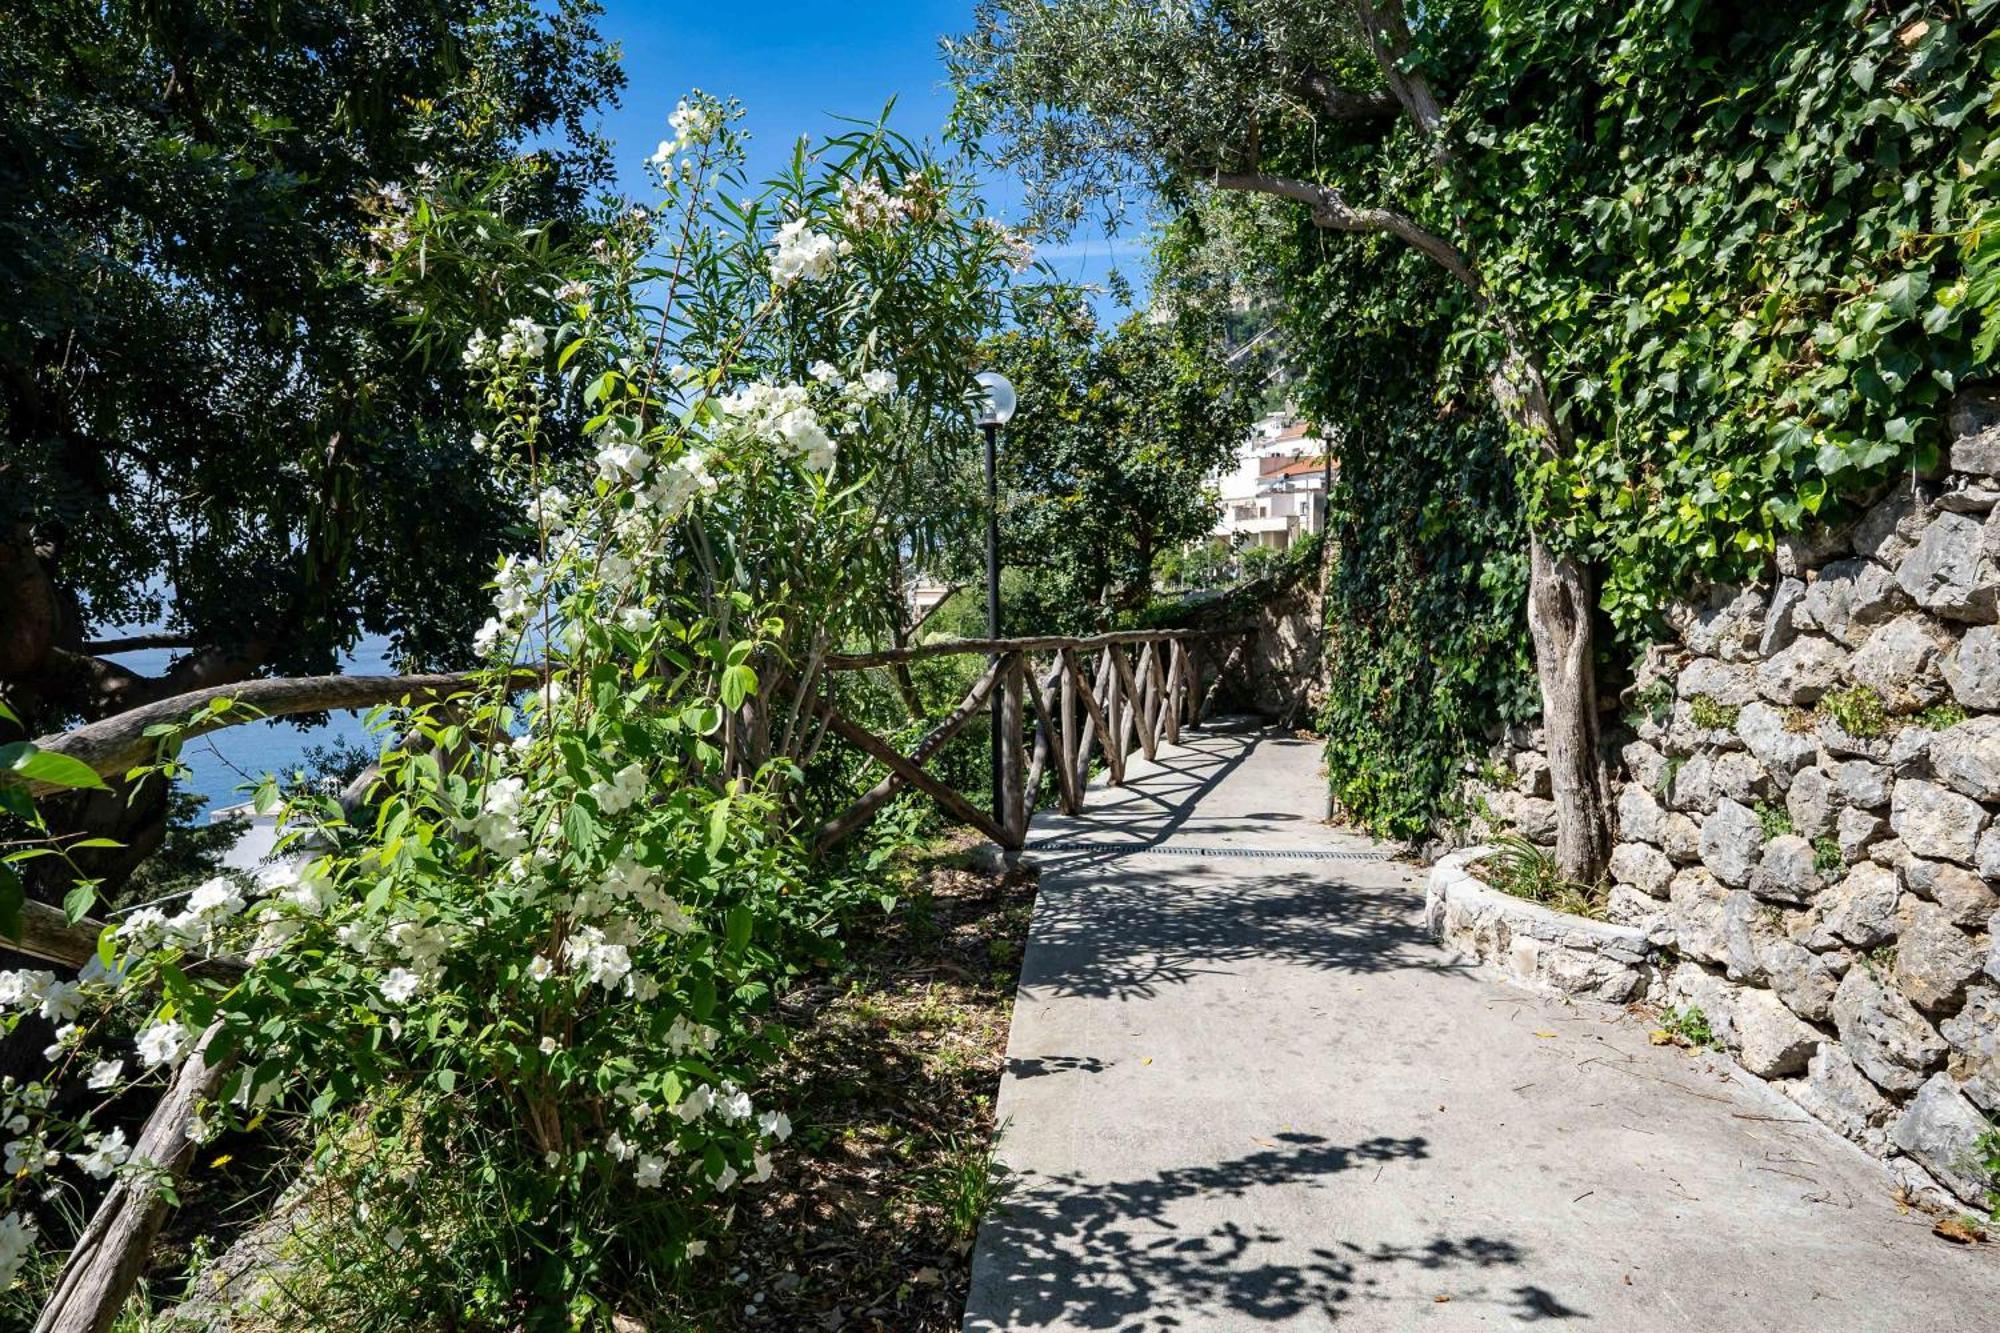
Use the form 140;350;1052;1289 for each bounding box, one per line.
810;626;1242;854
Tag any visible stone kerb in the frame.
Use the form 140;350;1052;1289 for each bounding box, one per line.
1426;846;1659;1004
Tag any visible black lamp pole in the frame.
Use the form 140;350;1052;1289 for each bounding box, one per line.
983;418;1003;826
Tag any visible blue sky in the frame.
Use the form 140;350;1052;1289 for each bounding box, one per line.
591;0;1148;306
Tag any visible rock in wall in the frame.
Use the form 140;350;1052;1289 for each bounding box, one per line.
1465;401;2000;1210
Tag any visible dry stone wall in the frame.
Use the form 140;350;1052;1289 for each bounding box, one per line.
1466;406;2000;1211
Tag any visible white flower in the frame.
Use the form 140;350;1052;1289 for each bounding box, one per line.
379;968;422;1004
37;980;83;1024
768;218;838;287
117;907;173;954
685;1238;707;1258
710;1161;739;1192
496;315;547;361
383;1226;406;1253
858;368;898;399
185;1115;210;1143
758;1110;792;1142
562;927;632;990
527;486;571;531
675;1083;715;1123
607;1131;636;1161
73;1127;131;1179
808;359;842;385
267;862;337;915
136;1020;190;1068
473;615;509;657
596;440;652;485
526;955;555;983
462;329;494;367
2;1139;43;1177
716;1084;753;1124
538;1036;558;1055
0;1211;38;1289
840;174;911;232
634;1153;667;1188
750;1150;774;1184
186;878;246;919
588;762;649;816
617;605;656;634
87;1058;126;1092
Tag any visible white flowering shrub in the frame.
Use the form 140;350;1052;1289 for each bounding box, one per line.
0;99;1030;1324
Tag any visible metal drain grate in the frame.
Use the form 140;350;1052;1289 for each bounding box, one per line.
1025;840;1390;862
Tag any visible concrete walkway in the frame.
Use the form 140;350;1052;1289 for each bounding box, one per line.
964;729;2000;1331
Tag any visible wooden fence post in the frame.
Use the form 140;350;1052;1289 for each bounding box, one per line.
999;652;1026;848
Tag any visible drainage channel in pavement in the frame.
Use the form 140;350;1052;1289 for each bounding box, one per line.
1023;840;1391;861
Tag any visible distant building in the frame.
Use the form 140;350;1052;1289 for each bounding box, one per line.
1212;414;1332;552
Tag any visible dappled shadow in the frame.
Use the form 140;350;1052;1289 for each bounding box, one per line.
1020;865;1465;1001
1008;1054;1110;1080
968;1132;1576;1329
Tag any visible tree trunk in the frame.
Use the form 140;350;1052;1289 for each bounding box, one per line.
1526;532;1611;884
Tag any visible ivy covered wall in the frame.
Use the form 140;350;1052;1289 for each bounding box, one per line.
1189;2;2000;842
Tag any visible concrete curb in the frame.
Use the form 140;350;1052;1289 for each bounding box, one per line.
1426;846;1661;1003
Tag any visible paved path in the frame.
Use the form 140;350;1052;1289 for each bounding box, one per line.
963;729;2000;1332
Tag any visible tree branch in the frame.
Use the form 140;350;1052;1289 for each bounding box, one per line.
1210;169;1482;295
77;633;199;655
13;670;538;797
1354;0;1446;144
1299;70;1398;122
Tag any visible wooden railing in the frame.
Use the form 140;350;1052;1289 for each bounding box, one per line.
812;627;1246;853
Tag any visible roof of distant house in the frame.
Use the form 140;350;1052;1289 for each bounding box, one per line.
1269;455;1332;479
1270;421;1316;443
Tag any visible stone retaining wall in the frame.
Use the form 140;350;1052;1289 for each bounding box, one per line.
1466;400;2000;1210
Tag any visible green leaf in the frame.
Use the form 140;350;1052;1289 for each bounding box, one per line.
0;743;108;790
63;885;97;925
0;865;21;941
725;905;752;953
718;663;758;710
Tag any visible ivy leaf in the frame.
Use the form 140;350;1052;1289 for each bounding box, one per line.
1879;271;1928;320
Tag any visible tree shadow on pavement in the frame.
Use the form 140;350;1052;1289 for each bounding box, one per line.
966;1131;1580;1329
1020;867;1466;1001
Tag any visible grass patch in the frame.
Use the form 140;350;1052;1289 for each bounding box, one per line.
1473;834;1607;919
1653;1004;1721;1051
1917;700;1968;731
1687;693;1740;731
1818;686;1890;738
1813;834;1844;875
1755;801;1793;839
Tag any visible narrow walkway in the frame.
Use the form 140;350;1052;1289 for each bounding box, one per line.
964;729;2000;1331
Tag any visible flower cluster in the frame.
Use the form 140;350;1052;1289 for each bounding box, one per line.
648;96;724;180
978;218;1036;273
462;316;549;369
840;175;913;232
768;218;840;288
712;381;838;472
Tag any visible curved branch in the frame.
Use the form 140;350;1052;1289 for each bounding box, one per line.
1210;169;1481;295
1299;70;1398;122
15;669;538;796
77;633;199;655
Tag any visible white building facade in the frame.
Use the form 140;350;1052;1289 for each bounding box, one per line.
1211;414;1331;552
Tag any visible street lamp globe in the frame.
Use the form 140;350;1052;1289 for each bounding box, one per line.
973;370;1017;427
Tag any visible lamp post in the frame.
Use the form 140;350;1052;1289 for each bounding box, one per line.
972;370;1017;830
